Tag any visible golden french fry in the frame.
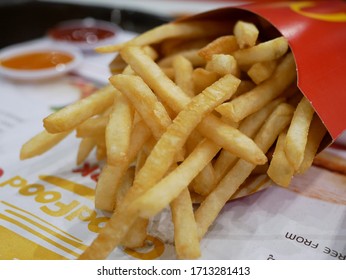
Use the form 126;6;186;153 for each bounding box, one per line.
247;60;277;85
158;49;205;68
76;115;108;138
285;96;315;170
96;20;233;53
109;53;127;74
106;90;135;165
185;131;216;196
298;115;327;173
215;52;296;122
96;149;106;162
267;130;295;187
198;35;239;61
233;20;259;49
232;174;270;199
192;68;220;94
76;137;96;165
171;188;201;259
191;162;216;196
195;103;294;239
172;55;195;97
44;85;115;133
20;130;71;160
232;36;288;66
205;54;240;77
233;80;256;98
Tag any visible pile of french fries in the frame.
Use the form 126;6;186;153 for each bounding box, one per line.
20;19;328;259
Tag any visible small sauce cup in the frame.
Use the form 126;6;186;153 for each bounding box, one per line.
0;43;83;81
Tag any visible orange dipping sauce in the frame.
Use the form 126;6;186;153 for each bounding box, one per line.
0;51;74;70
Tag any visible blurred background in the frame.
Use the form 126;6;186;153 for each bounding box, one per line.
0;0;255;48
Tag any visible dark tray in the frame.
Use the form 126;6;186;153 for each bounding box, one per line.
0;0;172;48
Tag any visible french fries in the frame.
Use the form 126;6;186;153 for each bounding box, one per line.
106;90;135;165
20;130;71;160
285;96;315;170
20;17;330;260
44;85;115;133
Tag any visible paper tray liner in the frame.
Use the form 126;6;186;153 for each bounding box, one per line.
1;1;346;261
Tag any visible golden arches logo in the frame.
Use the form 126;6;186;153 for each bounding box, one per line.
124;235;165;260
290;1;346;22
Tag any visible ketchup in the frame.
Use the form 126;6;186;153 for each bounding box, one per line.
0;51;74;70
49;26;115;44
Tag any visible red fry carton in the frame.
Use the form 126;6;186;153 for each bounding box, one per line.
184;0;346;141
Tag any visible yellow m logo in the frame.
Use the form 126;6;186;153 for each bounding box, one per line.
290;1;346;22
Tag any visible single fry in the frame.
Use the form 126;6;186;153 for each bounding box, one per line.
285;96;315;170
247;60;277;85
96;20;233;53
44;85;115;133
232;36;288;66
76;137;96;165
198;35;238;61
298;115;327;173
186;131;216;195
109;53;127;74
197;116;267;165
76;115;109;138
191;162;216;196
106;90;135;165
192;68;220;94
233;20;259;49
205;54;240;77
267;130;295;187
173;55;195;97
20;130;71;160
170;188;201;259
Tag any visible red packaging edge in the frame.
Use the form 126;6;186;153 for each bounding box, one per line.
178;0;346;141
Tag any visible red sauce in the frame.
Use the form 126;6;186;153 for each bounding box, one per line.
49;26;115;43
0;51;74;70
